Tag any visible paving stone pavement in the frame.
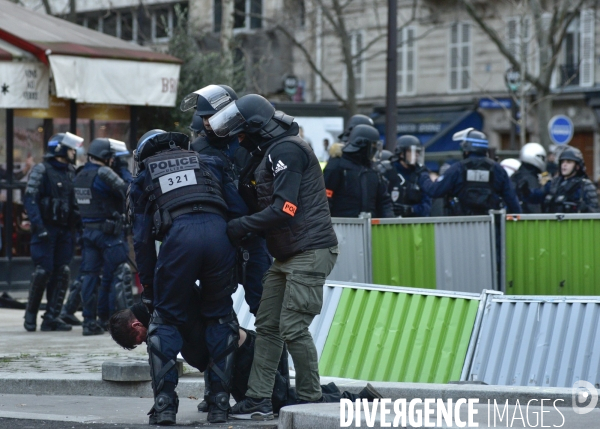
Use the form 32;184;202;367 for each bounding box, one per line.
0;308;197;376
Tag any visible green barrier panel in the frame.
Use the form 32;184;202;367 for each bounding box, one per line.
319;288;479;383
505;217;600;295
371;223;436;288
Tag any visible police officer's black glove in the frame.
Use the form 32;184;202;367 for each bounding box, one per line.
518;181;530;198
414;165;429;176
141;284;154;313
32;224;49;240
226;219;247;247
399;205;413;217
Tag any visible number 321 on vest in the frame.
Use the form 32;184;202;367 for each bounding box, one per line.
159;170;197;193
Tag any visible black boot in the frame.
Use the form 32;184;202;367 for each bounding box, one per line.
24;311;37;332
230;397;274;420
41;266;72;332
358;383;383;402
207;391;229;423
82;319;104;336
197;371;210;412
40;315;72;331
61;313;82;326
23;266;51;332
60;277;83;325
154;391;178;425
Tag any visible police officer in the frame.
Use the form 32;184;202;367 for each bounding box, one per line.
23;132;83;332
418;128;521;215
73;138;133;336
209;94;339;420
511;143;546;213
60;141;134;327
182;84;271;317
337;114;374;143
323;124;394;218
522;146;599;213
129;130;247;424
390;135;431;217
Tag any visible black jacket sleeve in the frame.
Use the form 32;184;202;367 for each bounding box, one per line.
227;142;309;238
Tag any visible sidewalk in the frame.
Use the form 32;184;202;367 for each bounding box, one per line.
1;307;599;429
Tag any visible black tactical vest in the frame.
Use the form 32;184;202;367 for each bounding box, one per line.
329;157;381;217
140;149;228;239
254;136;338;261
457;157;498;215
74;168;122;220
544;176;584;213
40;162;76;226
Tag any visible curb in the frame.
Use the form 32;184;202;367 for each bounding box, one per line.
0;374;581;408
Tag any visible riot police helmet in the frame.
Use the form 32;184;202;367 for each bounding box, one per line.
208;94;276;137
87;138;113;161
379;149;394;162
559;146;585;171
180;84;238;115
519;142;546;172
134;130;190;165
395;134;424;165
453;128;489;155
338;114;374;142
107;138;131;158
46;132;84;163
500;158;521;178
343;124;380;160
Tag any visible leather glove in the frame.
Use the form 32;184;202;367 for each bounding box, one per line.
518;181;530;198
141;284;154;312
226;219;247;247
32;224;49;240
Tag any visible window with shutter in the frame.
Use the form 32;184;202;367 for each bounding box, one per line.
397;26;416;96
580;9;595;87
449;22;471;92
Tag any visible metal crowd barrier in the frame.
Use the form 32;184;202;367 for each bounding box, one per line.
501;213;600;295
369;216;497;293
328;217;372;284
462;292;600;388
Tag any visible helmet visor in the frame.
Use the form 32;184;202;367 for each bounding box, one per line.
180;85;233;113
60;132;84;150
108;139;130;157
208;102;246;137
405;145;424;165
180;91;201;112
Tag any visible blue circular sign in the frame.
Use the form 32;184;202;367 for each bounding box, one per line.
548;115;574;145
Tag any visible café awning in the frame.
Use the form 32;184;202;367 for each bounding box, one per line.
0;0;181;108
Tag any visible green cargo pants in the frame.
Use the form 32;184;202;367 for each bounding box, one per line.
245;245;338;402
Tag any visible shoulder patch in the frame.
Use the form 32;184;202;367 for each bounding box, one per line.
282;201;297;216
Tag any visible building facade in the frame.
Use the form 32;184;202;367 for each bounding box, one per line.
294;0;600;177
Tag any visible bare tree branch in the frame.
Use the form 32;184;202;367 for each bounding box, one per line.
460;0;546;91
273;22;349;107
41;0;52;15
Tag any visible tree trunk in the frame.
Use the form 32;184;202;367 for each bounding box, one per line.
68;0;76;23
220;0;234;68
535;91;553;150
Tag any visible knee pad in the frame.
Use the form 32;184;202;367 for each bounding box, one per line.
206;313;239;392
147;312;179;396
25;266;52;313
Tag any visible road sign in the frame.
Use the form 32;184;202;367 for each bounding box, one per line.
283;75;298;96
548;115;574;145
505;68;521;93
